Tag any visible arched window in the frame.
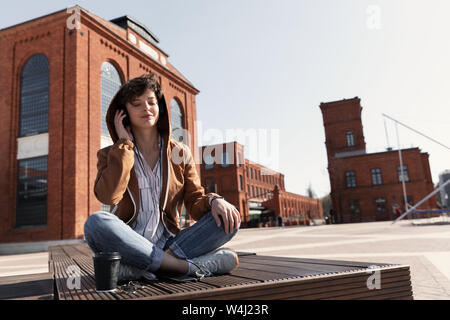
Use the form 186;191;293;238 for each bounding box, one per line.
101;62;122;136
170;98;185;143
17;54;49;226
346;131;355;147
19;54;49;137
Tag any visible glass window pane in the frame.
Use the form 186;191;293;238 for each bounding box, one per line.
221;152;229;168
101;62;122;136
170;99;184;143
19;54;49;137
346;131;354;147
346;171;356;187
398;165;409;182
371;168;382;185
16;156;47;226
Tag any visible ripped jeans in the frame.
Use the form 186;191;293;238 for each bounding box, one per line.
83;210;240;272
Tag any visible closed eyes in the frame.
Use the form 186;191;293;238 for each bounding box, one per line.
132;100;156;107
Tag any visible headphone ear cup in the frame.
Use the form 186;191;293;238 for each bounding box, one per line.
122;106;130;126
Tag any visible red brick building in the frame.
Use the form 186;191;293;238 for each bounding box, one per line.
0;6;205;242
199;141;324;227
320;97;437;223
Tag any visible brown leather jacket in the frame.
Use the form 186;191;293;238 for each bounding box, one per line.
93;90;221;235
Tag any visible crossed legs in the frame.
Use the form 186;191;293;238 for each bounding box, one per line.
84;210;239;275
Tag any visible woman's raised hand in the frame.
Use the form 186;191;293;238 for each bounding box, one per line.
115;110;134;141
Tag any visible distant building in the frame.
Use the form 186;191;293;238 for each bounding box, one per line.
0;6;203;242
320;97;437;223
439;170;450;208
199;141;323;227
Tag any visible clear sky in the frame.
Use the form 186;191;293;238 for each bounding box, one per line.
2;0;449;198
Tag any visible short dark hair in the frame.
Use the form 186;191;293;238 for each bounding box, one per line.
117;73;162;106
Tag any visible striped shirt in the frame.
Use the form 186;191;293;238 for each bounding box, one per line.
131;133;166;246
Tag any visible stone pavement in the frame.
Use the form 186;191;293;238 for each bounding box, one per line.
0;252;48;278
1;220;449;299
227;220;450;300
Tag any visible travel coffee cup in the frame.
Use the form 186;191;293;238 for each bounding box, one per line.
93;252;121;292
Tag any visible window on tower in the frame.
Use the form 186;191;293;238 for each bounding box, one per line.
345;171;356;188
346;131;355;147
397;165;410;182
371;168;383;185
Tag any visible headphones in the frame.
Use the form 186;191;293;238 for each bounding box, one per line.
120;105;131;127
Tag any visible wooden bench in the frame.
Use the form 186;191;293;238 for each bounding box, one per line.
49;242;413;300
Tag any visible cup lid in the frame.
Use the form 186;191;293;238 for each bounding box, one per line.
95;252;121;259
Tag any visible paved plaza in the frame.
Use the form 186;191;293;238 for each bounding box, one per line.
1;219;450;299
228;219;450;300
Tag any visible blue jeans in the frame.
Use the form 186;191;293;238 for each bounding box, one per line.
84;210;240;273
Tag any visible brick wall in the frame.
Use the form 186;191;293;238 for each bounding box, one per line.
200;142;323;226
0;7;202;242
321;97;437;223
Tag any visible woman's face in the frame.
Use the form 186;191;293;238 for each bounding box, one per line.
125;89;159;129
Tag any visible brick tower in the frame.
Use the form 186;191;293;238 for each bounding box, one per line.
319;97;436;223
320;97;366;162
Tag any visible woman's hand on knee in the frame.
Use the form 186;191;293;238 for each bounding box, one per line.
211;199;241;235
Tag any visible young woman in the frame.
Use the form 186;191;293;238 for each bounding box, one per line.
84;73;241;282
